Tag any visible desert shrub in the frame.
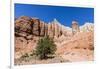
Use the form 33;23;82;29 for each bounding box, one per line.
21;53;29;58
30;50;36;56
36;36;57;60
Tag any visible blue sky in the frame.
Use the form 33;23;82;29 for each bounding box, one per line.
15;3;94;27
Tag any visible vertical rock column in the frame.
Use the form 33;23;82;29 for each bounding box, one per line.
44;23;48;36
48;23;54;38
32;18;40;36
40;21;45;36
72;21;80;35
54;23;60;38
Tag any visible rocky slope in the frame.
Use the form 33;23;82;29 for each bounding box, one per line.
80;22;94;32
15;16;94;63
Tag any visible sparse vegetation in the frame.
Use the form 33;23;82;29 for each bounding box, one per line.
30;50;36;56
21;53;29;58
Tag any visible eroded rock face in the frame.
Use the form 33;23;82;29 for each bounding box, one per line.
40;21;45;36
54;23;60;38
15;16;33;34
72;21;80;35
15;16;94;61
48;23;54;38
15;37;38;59
44;23;48;36
15;16;73;39
32;18;40;36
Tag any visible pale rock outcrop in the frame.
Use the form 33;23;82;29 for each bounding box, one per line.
72;21;80;35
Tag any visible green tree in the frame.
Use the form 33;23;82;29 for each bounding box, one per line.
36;36;57;59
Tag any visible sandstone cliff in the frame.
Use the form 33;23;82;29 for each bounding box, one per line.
15;16;94;62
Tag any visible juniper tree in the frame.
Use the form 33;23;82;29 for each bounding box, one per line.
36;36;57;59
